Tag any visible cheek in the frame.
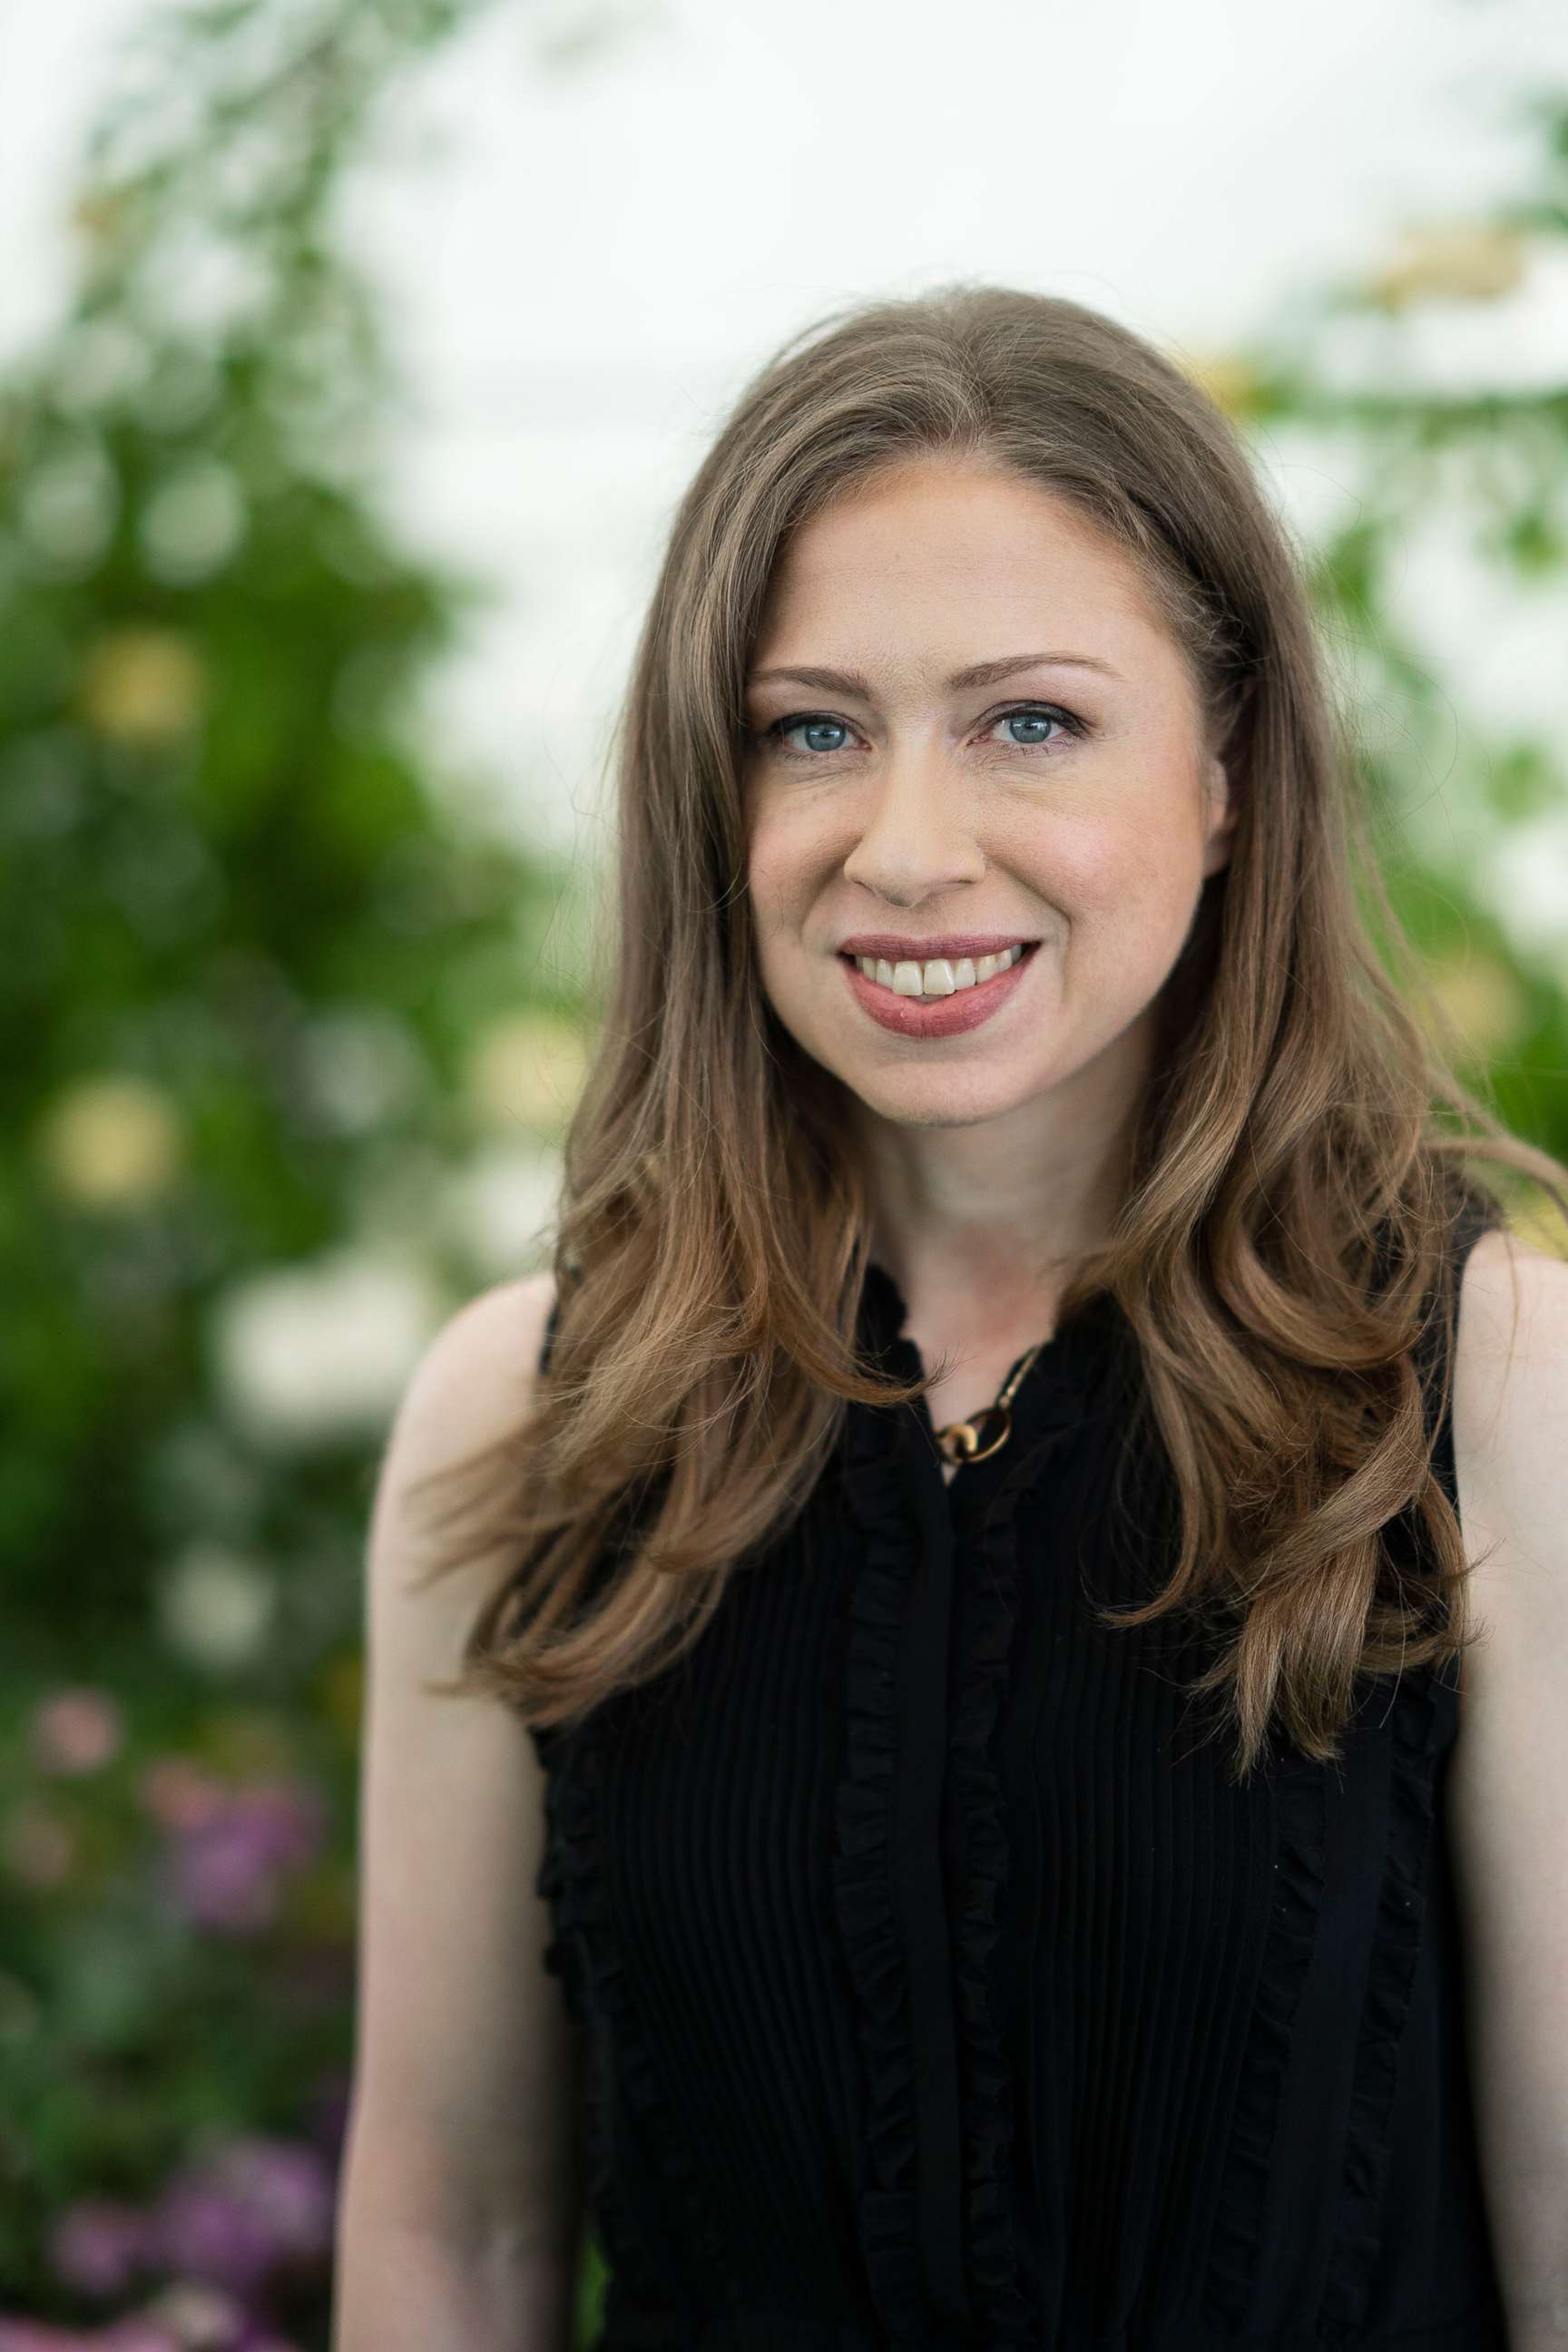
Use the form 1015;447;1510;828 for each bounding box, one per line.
1047;810;1208;991
743;848;808;997
745;857;792;952
1052;775;1207;907
745;807;828;931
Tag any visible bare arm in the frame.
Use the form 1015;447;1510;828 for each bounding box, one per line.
332;1270;585;2352
1447;1231;1568;2347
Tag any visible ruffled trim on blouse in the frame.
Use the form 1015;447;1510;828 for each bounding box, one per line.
1201;1732;1329;2327
532;1724;584;2024
831;1400;939;2347
1317;1663;1448;2346
833;1255;1085;2346
949;1449;1050;2347
540;1723;745;2333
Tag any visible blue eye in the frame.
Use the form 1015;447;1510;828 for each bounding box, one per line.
750;701;1086;760
1000;710;1060;748
769;716;854;756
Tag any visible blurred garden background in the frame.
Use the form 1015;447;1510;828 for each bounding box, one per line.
2;0;1567;2345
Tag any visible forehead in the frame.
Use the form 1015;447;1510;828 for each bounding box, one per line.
751;461;1167;671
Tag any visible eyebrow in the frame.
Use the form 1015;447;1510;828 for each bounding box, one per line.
745;651;1123;695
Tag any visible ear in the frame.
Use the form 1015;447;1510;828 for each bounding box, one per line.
1201;754;1238;879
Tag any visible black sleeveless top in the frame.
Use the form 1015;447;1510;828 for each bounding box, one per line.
526;1202;1509;2350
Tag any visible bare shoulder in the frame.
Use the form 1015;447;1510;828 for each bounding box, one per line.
1456;1221;1568;1358
368;1267;558;1661
385;1269;558;1490
1451;1222;1568;1656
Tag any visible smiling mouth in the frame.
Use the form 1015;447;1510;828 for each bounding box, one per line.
840;942;1037;1002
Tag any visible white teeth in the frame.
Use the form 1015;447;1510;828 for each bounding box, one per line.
855;943;1028;998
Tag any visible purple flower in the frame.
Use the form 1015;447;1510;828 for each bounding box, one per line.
209;2141;332;2263
155;1780;325;1937
148;2134;333;2294
223;1785;323;1876
46;2200;149;2295
147;2180;275;2297
160;1820;281;1935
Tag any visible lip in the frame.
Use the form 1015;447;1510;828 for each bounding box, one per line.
838;932;1039;960
840;941;1039;1039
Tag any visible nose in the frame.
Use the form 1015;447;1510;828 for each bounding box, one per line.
841;742;987;905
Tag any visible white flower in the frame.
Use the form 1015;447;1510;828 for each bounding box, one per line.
437;1140;564;1280
157;1543;278;1671
298;1004;427;1133
140;455;248;584
1484;813;1568;958
211;1250;446;1445
17;441;119;573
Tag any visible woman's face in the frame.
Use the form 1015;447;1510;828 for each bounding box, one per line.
740;456;1237;1139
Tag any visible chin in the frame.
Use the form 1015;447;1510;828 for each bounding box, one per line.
843;1061;1051;1129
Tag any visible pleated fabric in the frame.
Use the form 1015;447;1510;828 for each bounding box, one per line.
526;1198;1510;2349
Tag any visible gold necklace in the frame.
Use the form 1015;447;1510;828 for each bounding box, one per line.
933;1341;1045;1466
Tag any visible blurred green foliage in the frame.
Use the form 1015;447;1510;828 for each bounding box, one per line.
0;4;1564;2347
1183;122;1568;1210
0;0;603;2343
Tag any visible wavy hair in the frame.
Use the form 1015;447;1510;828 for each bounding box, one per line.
405;282;1568;1784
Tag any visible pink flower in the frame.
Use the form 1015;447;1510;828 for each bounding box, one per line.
31;1690;123;1776
46;2200;149;2295
137;1759;225;1834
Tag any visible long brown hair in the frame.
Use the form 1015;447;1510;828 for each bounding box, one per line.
405;282;1567;1784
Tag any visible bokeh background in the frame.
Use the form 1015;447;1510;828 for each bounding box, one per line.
3;2;1567;2346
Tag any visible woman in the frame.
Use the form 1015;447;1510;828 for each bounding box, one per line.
333;287;1568;2351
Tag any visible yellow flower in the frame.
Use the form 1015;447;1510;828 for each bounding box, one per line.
34;1074;184;1207
1419;951;1527;1061
463;1007;590;1134
1368;224;1526;309
77;627;207;744
1179;350;1266;422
